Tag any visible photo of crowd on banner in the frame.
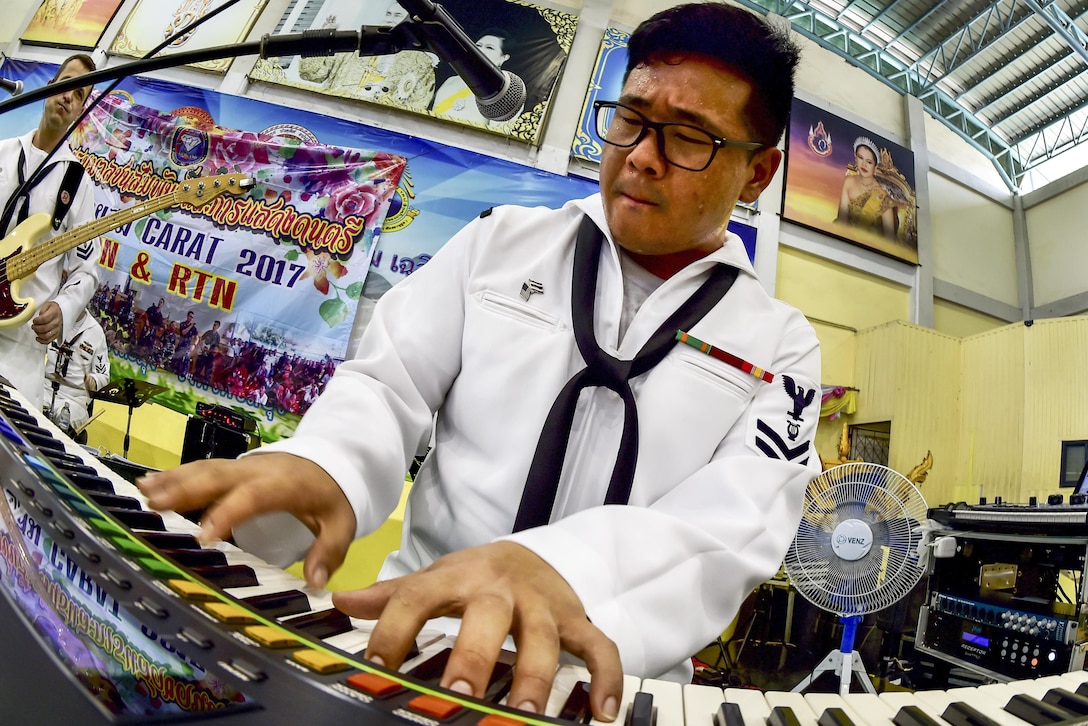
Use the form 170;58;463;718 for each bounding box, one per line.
90;282;340;417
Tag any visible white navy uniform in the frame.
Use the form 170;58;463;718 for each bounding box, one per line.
0;130;98;408
41;311;109;431
242;193;822;680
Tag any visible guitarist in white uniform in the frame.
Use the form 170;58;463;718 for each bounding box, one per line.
0;54;99;408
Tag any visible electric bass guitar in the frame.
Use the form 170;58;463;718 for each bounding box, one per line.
0;172;254;328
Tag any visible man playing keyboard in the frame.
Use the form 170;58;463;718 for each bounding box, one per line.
139;3;821;722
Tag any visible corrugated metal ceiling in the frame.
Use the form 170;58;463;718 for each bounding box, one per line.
736;0;1088;190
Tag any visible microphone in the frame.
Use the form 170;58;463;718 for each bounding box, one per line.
397;0;526;121
0;78;23;96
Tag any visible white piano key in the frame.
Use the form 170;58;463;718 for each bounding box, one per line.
723;687;770;726
803;692;868;725
604;674;643;726
1000;673;1078;699
544;664;591;718
837;693;897;726
638;678;684;726
934;685;1028;726
764;690;819;726
1060;669;1088;689
879;690;955;726
682;683;725;726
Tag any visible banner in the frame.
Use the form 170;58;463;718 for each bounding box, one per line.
0;59;595;441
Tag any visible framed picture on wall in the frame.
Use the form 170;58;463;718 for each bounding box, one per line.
247;0;577;146
108;0;269;74
19;0;126;50
782;98;919;265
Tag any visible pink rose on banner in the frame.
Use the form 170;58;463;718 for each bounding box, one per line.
325;183;381;224
210;130;273;175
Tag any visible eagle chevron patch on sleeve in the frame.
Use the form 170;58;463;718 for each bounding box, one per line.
747;373;819;465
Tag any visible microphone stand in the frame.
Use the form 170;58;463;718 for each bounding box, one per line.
0;25;433;116
46;343;72;429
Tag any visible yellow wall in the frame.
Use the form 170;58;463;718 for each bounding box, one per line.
1026;184;1088;306
933;298;1008;340
928;175;1019;307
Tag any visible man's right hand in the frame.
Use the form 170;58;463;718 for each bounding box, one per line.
137;454;356;590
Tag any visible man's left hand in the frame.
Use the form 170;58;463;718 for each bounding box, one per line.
32;301;63;344
332;541;623;722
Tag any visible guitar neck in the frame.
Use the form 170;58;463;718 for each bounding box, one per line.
8;191;182;281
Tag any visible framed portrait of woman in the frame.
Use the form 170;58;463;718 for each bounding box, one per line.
782;98;919;265
20;0;126;50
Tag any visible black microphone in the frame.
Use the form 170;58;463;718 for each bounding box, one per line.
0;78;23;96
397;0;526;122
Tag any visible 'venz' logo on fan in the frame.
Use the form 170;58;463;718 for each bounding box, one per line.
783;375;814;442
836;535;867;546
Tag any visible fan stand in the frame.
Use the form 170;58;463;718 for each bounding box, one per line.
791;614;877;696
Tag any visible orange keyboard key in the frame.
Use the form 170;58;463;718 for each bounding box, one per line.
291;649;350;674
346;671;403;697
478;714;527;726
407;693;463;720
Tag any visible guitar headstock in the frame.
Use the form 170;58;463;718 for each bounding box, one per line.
176;173;255;207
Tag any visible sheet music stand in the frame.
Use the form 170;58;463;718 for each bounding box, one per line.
92;378;166;458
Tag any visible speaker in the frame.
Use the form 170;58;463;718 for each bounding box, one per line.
180;416;259;463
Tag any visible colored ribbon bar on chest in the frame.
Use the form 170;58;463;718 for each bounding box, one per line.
675;330;774;383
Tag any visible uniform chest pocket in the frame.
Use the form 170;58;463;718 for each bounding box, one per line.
670;347;761;400
475;289;561;331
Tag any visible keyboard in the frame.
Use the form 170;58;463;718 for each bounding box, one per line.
929;502;1088;536
5;381;1088;726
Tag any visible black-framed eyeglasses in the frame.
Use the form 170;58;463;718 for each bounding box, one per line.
593;100;765;172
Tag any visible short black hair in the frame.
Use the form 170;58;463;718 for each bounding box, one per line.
50;53;96;100
51;53;95;81
625;3;800;146
478;27;516;56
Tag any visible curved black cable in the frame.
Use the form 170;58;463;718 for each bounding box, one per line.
7;0;245;206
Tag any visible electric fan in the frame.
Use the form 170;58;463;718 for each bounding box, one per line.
785;462;928;696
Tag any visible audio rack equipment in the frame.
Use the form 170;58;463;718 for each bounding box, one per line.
919;502;1088;683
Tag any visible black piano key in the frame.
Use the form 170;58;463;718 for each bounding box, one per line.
89;492;143;510
1042;688;1088;716
817;707;856;726
625;691;655;726
558;681;592;724
241;589;311;618
103;506;166;531
482;659;513;703
158;547;229;568
406;647;451;682
65;471;116;494
53;460;100;477
190;564;259;588
893;705;945;726
1004;694;1078;725
282;608;353;639
941;702;1002;726
137;531;201;550
23;430;65;453
714;702;745;726
45;448;100;470
769;705;803;726
1;403;37;424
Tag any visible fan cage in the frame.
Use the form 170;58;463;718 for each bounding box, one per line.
784;463;927;616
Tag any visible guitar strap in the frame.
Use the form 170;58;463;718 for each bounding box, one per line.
0;146;84;235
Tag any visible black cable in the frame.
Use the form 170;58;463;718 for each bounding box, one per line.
8;0;245;203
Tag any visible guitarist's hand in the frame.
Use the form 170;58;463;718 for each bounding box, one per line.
32;302;63;344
